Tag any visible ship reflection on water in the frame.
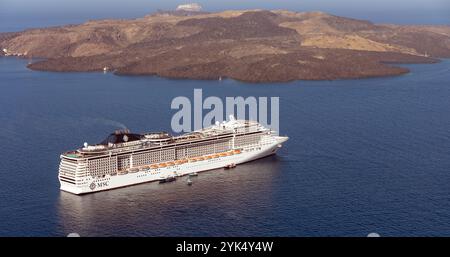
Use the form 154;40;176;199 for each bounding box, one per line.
57;156;283;236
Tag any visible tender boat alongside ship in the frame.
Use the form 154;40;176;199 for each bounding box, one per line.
58;116;288;194
225;163;237;169
159;176;177;184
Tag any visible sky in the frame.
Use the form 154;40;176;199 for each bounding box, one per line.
1;0;449;32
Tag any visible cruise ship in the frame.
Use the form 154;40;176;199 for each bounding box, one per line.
59;116;288;194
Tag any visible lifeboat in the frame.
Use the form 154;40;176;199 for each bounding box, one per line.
233;149;241;154
150;165;158;169
189;158;197;162
159;163;167;168
167;162;175;166
128;167;139;173
213;154;220;158
175;160;184;165
219;153;227;157
206;155;213;159
225;152;232;156
117;170;128;175
197;157;205;161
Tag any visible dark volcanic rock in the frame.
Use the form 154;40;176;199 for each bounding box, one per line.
178;11;298;40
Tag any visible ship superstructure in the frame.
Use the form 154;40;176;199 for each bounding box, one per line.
59;116;288;194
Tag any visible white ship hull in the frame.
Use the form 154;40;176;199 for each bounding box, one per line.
60;137;287;195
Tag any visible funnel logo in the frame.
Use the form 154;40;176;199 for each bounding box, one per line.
89;182;96;190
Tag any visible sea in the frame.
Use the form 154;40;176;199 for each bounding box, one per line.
0;56;450;236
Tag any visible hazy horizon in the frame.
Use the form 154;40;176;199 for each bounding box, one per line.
1;0;449;32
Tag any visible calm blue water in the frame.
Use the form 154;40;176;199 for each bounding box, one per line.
0;57;450;236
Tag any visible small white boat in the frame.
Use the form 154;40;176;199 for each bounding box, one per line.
187;178;193;186
224;163;236;169
159;176;176;183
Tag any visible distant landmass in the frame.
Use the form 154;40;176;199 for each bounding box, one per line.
1;9;450;82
